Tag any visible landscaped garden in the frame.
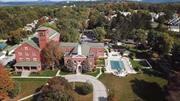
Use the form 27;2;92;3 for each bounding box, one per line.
99;70;167;101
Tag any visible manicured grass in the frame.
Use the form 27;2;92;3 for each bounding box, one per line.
99;71;167;101
130;59;151;71
59;70;74;75
85;68;100;77
30;69;58;76
11;72;21;76
130;59;143;71
13;78;48;100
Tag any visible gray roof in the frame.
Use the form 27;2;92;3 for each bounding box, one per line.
61;42;104;56
60;42;78;47
81;43;104;56
24;40;40;50
14;61;40;67
37;26;60;38
0;52;5;57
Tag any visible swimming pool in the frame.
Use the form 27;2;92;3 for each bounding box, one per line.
110;60;125;72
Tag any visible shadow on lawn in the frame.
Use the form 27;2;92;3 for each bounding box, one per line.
142;69;167;79
130;78;167;101
31;86;43;101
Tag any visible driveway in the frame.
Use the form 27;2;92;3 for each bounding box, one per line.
64;74;107;101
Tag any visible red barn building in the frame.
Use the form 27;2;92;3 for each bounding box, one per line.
14;26;104;73
60;42;104;72
14;27;60;72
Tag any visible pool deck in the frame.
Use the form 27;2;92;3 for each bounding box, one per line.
105;51;136;77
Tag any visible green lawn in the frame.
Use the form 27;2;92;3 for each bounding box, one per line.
30;70;58;76
96;58;105;66
59;70;74;75
11;72;21;76
130;59;143;71
13;78;48;100
99;71;167;101
85;68;100;77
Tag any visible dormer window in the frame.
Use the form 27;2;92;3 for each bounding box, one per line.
25;47;28;50
39;32;44;37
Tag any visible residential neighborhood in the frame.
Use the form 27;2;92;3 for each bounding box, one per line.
0;0;180;101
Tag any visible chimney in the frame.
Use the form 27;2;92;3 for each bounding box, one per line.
38;29;48;49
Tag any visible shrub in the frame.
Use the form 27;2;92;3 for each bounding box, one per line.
75;83;92;95
102;67;106;73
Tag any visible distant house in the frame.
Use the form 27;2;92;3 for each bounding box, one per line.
14;26;60;72
168;17;180;32
80;30;97;42
150;12;165;22
60;42;104;71
169;26;180;32
119;11;131;16
123;50;130;57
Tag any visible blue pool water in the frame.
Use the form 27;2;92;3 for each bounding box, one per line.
110;60;125;71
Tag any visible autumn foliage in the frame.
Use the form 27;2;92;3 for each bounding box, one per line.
41;41;63;69
0;64;15;100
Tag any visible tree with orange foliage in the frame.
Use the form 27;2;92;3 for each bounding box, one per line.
41;41;63;70
0;64;15;100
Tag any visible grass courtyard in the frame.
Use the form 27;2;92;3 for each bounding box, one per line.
99;71;167;101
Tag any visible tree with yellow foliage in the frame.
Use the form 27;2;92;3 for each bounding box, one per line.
0;63;15;100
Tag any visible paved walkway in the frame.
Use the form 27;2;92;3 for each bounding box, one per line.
96;67;103;79
65;74;107;101
21;71;31;77
18;91;41;101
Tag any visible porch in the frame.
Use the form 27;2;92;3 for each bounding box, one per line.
14;62;41;72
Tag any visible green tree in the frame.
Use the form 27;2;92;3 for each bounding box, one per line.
93;27;107;41
166;72;180;101
148;30;174;55
131;29;148;44
172;41;180;67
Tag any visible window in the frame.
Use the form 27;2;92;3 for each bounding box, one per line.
19;58;23;61
31;67;37;70
32;52;36;56
26;58;30;61
33;58;37;61
18;52;22;56
25;47;28;50
25;52;29;56
39;32;44;37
